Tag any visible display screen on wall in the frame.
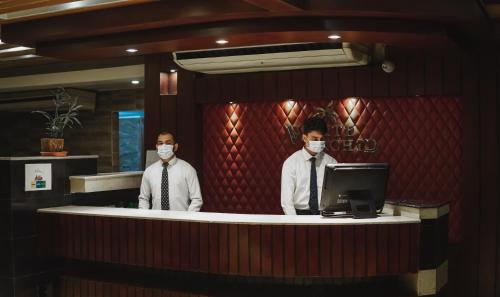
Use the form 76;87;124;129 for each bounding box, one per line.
118;111;144;172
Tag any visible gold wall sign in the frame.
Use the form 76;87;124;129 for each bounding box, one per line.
329;125;377;153
285;100;378;154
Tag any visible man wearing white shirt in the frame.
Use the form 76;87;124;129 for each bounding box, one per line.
281;117;337;215
138;132;203;211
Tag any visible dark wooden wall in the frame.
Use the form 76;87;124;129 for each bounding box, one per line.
144;50;499;297
144;55;202;171
461;54;499;297
192;52;462;103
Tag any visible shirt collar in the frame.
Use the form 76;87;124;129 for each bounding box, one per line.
158;156;178;167
301;147;322;161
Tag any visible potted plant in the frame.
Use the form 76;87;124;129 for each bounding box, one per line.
32;88;83;156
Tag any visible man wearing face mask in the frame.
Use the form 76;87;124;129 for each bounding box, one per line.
281;117;337;215
138;131;203;211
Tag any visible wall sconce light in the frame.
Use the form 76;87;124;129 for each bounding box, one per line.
160;72;177;95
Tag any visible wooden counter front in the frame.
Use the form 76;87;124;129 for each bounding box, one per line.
38;206;420;279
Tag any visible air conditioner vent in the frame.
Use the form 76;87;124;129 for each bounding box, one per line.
175;43;344;60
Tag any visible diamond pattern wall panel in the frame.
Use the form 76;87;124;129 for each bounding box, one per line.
202;97;462;242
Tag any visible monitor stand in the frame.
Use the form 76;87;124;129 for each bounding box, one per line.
321;190;378;219
349;199;377;219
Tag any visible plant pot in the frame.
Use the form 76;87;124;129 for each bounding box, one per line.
41;138;66;155
40;151;68;157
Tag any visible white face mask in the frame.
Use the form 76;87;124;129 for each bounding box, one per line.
157;144;174;160
307;141;326;153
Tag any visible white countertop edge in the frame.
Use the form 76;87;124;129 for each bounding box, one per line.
69;171;144;180
38;206;420;225
0;155;99;161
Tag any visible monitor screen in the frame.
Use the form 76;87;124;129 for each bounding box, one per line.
320;163;389;215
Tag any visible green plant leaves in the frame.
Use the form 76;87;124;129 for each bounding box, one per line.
31;87;83;138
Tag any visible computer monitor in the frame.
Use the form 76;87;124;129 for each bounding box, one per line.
320;163;389;218
145;150;160;168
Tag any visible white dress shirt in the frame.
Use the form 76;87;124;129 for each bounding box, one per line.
281;148;337;215
138;157;203;211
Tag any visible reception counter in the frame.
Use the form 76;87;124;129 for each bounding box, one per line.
38;206;420;281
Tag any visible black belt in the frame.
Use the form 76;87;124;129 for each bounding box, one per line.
295;209;320;215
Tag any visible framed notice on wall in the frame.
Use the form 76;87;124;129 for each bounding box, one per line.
25;163;52;191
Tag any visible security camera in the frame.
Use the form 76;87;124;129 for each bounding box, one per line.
381;60;395;73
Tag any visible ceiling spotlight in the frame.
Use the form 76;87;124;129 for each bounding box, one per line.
126;48;138;53
131;80;140;85
328;34;341;40
170;69;177;73
216;39;228;45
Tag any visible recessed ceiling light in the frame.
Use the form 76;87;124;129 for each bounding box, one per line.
328;34;341;40
126;48;138;53
131;80;140;85
216;39;228;45
170;69;177;73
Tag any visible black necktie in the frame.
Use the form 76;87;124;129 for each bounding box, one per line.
309;157;319;214
161;162;170;210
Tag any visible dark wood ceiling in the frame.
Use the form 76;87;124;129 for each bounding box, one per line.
0;38;59;70
0;0;158;71
0;0;496;64
0;0;156;23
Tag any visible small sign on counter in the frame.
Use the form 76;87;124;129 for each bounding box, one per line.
25;163;52;191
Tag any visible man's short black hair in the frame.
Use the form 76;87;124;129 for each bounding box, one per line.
158;131;176;143
303;116;328;135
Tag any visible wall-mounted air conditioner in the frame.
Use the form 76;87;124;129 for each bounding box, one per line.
173;42;370;74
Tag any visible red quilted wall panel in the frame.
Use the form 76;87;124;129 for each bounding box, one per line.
202;97;462;241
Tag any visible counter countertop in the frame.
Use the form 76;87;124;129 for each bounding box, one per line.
69;171;143;180
0;155;98;161
38;206;420;225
